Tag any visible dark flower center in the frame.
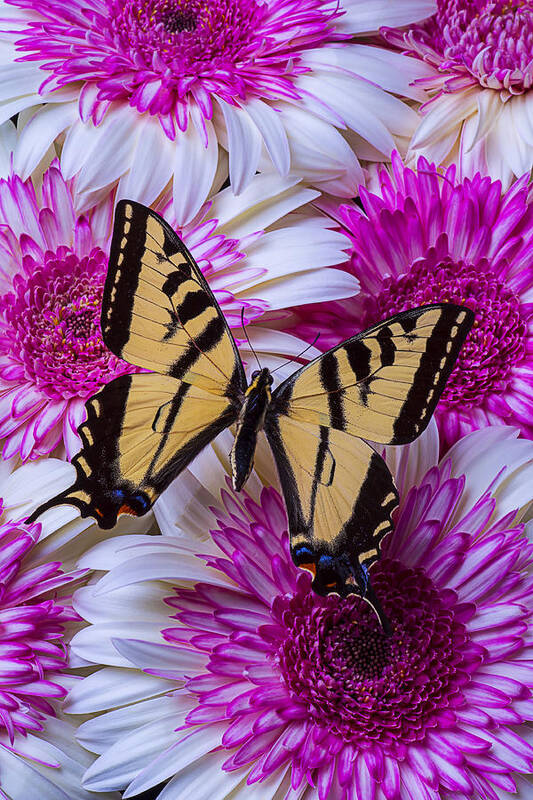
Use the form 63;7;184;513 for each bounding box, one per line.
157;4;197;32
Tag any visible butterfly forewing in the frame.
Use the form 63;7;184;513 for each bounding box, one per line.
273;305;474;444
28;202;246;528
103;200;246;398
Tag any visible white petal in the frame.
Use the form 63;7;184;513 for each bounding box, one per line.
77;534;178;571
297;71;396;154
339;0;436;33
0;119;16;178
14;103;76;179
0;746;69;800
278;103;364;193
243;98;290;175
210;172;318;239
82;713;187;792
77;695;186;754
241;267;358;310
468;88;505;149
445;427;533;525
123;723;227;798
112;637;207;675
0;62;44;104
218;98;262;195
2;458;74;516
385;418;440;497
71;622;167;667
241;222;349;278
66;667;174;714
156;751;246;800
0;94;43;128
173;116;218;224
61;117;103;180
155;460;226;540
92;551;233;595
74;579;170;623
71;106;141;194
302;45;433;102
484;122;514;188
116;116;175;206
411;88;478;150
504;100;533;175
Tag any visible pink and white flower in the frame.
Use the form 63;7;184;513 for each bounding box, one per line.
292;154;533;449
0;153;355;462
66;423;533;799
0;0;434;221
0;455;127;800
383;0;533;187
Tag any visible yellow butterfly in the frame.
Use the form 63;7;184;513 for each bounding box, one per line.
29;201;473;627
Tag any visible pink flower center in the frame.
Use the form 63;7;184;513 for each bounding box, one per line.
276;559;477;749
0;246;136;400
110;0;268;86
366;256;526;406
428;0;533;92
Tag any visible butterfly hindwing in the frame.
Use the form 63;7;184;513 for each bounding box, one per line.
103;200;246;397
273;304;474;444
265;304;473;601
41;373;238;529
264;414;398;597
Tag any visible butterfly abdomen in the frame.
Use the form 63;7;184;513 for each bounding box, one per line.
230;368;273;492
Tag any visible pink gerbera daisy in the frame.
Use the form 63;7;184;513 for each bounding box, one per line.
292;153;533;449
382;1;533;186
0;457;120;799
0;0;434;220
67;424;533;800
0;158;354;462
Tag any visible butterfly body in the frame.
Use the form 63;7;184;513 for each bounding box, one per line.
230;368;273;492
27;200;474;624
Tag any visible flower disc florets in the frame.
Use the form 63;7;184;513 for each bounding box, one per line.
1;246;135;401
370;255;526;406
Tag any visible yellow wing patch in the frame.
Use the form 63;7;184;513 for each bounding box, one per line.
102;201;245;397
273;305;474;444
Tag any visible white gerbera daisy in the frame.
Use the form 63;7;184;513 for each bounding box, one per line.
0;455;154;800
383;1;533;187
0;0;435;221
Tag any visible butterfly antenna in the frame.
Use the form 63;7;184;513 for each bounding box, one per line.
270;333;321;375
240;306;261;369
364;581;392;637
416;168;456;190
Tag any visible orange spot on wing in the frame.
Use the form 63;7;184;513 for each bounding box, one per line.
118;504;138;517
300;562;316;577
94;507;104;519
